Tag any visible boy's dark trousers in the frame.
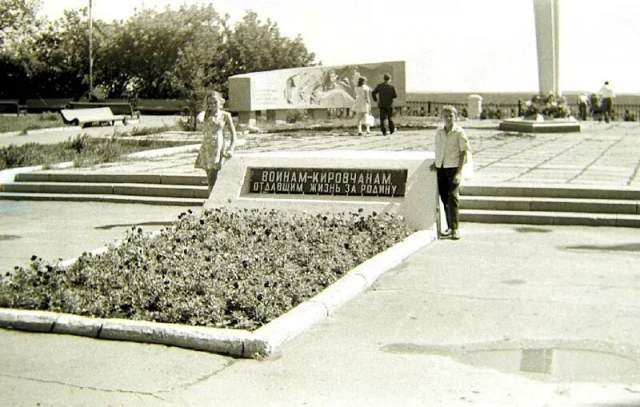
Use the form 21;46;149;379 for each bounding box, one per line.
379;107;395;135
437;167;460;230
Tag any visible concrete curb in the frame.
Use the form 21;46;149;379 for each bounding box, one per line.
0;229;436;358
0;162;75;183
125;143;200;159
26;126;81;135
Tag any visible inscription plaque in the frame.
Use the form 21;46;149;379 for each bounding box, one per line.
248;167;407;197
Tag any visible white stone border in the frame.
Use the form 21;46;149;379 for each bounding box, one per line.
0;229;436;358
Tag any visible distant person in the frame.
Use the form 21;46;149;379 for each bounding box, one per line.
371;73;397;136
430;105;471;240
590;93;602;121
352;76;372;135
599;81;616;123
577;93;589;121
194;91;237;193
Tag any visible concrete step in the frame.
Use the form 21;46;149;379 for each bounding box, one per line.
462;184;640;200
461;196;640;214
1;182;209;199
460;209;640;228
14;172;207;186
0;192;204;206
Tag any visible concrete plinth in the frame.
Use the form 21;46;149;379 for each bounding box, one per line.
266;110;288;124
205;150;437;230
308;109;329;120
467;95;483;119
238;111;256;127
499;118;581;133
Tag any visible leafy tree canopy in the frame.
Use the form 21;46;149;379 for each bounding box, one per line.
0;0;42;51
0;2;317;101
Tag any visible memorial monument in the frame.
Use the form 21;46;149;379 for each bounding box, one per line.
204;150;437;231
228;61;406;125
500;0;580;133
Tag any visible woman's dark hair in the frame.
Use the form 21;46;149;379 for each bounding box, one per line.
357;77;367;87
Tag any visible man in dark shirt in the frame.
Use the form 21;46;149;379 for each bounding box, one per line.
371;73;397;136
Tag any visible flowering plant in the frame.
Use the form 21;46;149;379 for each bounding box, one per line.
0;208;412;330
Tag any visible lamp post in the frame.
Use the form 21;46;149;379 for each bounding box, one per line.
89;0;93;98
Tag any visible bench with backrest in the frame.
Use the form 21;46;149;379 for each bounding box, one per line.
24;98;72;113
60;107;126;127
0;100;21;115
136;98;188;115
68;101;136;117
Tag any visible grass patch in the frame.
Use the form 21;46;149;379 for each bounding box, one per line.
0;208;413;330
126;125;178;137
0;113;64;133
0;134;191;170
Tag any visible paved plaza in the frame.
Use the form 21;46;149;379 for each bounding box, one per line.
1;118;639;406
16;119;638;189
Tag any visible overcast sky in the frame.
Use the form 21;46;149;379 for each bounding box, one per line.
40;0;640;93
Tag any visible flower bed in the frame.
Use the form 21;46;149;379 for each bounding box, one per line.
0;208;413;330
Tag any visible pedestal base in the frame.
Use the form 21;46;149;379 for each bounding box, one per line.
499;118;581;133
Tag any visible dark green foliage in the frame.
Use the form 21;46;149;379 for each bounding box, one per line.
0;3;315;101
0;135;187;170
0;208;413;330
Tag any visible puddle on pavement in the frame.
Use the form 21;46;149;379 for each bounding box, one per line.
514;227;552;234
563;243;640;253
381;341;640;382
501;279;527;285
0;234;21;241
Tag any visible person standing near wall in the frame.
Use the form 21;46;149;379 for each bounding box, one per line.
577;93;589;121
430;105;470;240
599;81;616;123
371;73;397;136
352;76;372;135
195;91;236;193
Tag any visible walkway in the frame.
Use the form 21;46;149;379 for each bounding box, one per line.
23;120;640;189
1;119;639;406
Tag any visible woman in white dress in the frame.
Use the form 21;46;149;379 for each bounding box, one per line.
352;76;372;135
194;91;236;193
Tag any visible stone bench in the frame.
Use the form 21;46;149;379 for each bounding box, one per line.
136;98;188;115
24;98;72;113
0;100;21;115
60;107;127;127
67;101;137;117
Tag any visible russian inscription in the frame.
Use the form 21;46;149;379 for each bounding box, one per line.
248;167;407;197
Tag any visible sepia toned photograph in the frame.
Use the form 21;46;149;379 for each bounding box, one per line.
1;0;639;405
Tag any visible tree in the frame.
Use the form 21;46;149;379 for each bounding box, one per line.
1;4;316;100
0;0;42;51
224;11;315;81
101;4;228;99
23;8;105;98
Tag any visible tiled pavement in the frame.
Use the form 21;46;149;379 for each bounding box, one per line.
35;120;640;189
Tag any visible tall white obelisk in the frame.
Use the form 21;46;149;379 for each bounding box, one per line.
533;0;560;96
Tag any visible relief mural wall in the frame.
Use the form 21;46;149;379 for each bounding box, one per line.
228;61;405;112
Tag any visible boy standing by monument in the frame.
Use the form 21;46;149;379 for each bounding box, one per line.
372;73;397;136
430;105;470;240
